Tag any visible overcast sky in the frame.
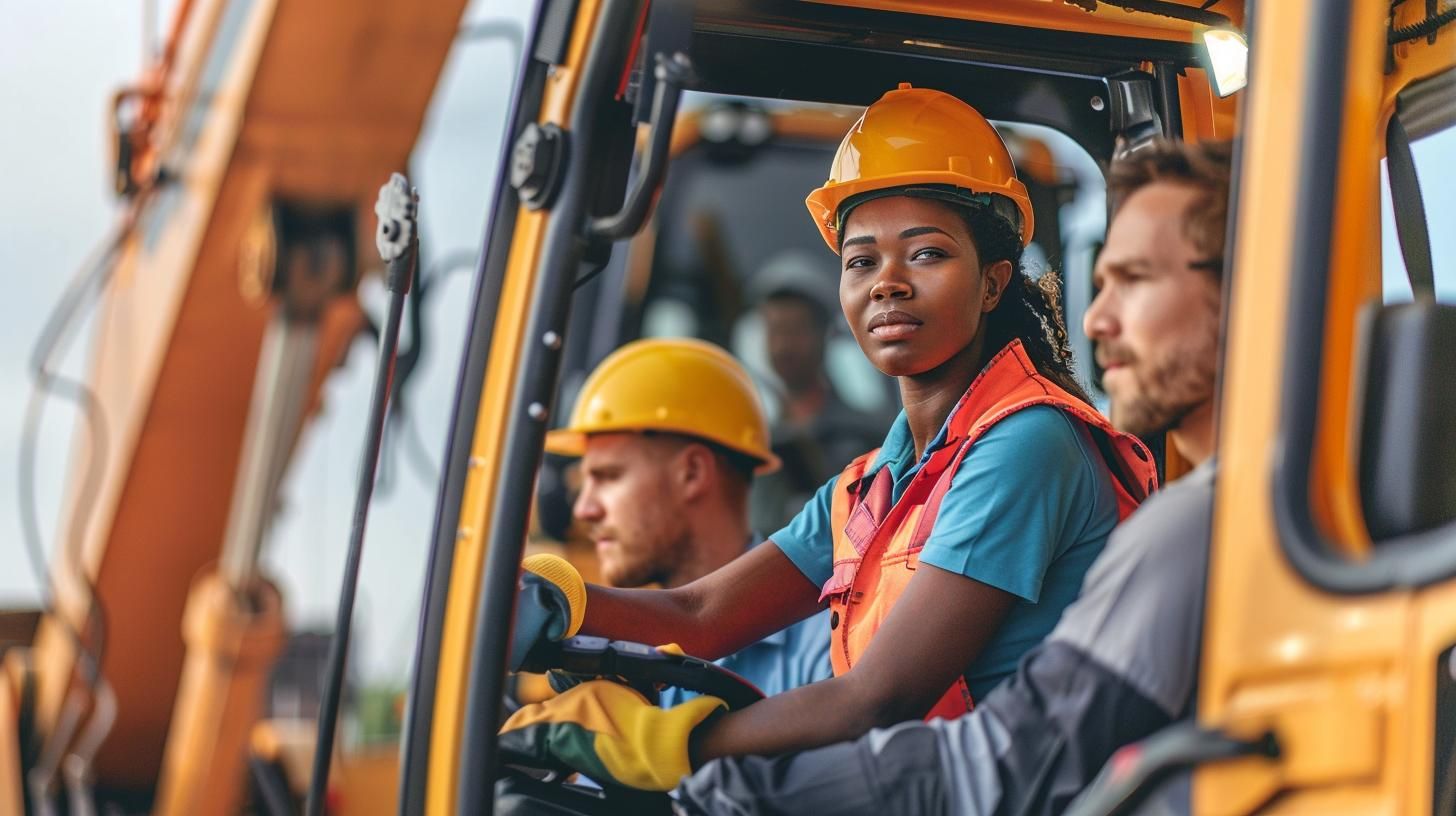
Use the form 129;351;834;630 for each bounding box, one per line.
1;3;1451;687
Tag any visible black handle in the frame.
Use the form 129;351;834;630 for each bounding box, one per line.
521;637;766;712
588;52;695;241
1066;722;1278;816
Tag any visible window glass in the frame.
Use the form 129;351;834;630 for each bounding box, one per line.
1380;124;1456;302
262;1;526;746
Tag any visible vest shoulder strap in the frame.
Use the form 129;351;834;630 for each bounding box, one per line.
829;448;880;536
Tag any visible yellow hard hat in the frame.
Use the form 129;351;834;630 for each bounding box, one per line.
805;83;1035;252
543;338;781;475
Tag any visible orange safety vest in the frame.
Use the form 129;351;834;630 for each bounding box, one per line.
820;340;1158;722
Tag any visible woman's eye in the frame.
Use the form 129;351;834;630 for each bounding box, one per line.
911;247;946;261
844;256;874;270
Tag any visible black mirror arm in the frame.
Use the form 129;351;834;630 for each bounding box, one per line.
588;51;694;241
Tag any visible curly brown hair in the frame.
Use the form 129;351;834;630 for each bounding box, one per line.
957;206;1095;406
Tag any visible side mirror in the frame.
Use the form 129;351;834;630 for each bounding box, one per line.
1356;300;1456;541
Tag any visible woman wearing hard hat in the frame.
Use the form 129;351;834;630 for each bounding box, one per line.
500;84;1157;793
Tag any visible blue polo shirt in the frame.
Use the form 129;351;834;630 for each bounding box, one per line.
660;607;833;708
769;404;1119;699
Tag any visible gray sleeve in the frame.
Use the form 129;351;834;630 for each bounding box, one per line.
1042;463;1215;715
673;466;1215;816
933;464;1214;815
674;721;950;816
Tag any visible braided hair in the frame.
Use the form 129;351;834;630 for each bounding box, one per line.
958;205;1095;406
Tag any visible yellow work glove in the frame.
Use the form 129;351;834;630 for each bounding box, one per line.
510;553;587;672
498;679;726;791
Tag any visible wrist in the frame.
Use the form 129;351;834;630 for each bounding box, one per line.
687;707;729;770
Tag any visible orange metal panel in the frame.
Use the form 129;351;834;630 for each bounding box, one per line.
808;0;1244;43
1177;68;1238;141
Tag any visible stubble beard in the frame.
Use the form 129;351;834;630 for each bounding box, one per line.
1107;330;1218;441
603;517;694;589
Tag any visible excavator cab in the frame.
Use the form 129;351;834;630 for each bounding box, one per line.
7;0;1455;814
396;1;1240;813
404;0;1456;814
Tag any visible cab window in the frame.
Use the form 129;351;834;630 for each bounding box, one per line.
1380;122;1456;301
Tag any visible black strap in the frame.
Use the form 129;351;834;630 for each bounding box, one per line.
1089;426;1151;502
1386;108;1437;299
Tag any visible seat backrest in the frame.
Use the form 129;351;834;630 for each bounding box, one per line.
1356;299;1456;541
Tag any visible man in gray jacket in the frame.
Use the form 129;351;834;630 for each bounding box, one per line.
675;138;1233;816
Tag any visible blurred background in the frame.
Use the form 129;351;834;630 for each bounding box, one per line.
1;1;533;745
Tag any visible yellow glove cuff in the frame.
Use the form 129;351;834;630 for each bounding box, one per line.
597;693;725;790
522;553;586;638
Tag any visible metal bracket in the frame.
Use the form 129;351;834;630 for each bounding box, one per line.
588;52;695;240
1107;73;1165;163
511;123;569;211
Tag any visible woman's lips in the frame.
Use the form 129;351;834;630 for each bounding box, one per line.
870;322;921;340
868;310;923;339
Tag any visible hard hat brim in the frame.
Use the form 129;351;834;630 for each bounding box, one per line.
541;426;782;476
807;171;1035;253
542;429;587;458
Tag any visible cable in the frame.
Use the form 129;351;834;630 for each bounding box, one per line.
1389;2;1456;43
18;204;136;810
1078;0;1232;27
372;248;477;493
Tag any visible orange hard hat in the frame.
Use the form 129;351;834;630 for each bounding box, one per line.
806;83;1035;252
543;338;780;475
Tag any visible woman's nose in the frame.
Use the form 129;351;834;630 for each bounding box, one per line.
869;270;911;302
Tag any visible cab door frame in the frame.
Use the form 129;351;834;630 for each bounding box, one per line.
1197;0;1456;811
398;0;647;812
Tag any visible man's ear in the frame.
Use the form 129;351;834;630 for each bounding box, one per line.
982;259;1015;313
676;443;716;503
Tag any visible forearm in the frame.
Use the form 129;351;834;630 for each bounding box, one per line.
687;565;1013;762
690;672;918;763
577;584;741;659
577;545;825;660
